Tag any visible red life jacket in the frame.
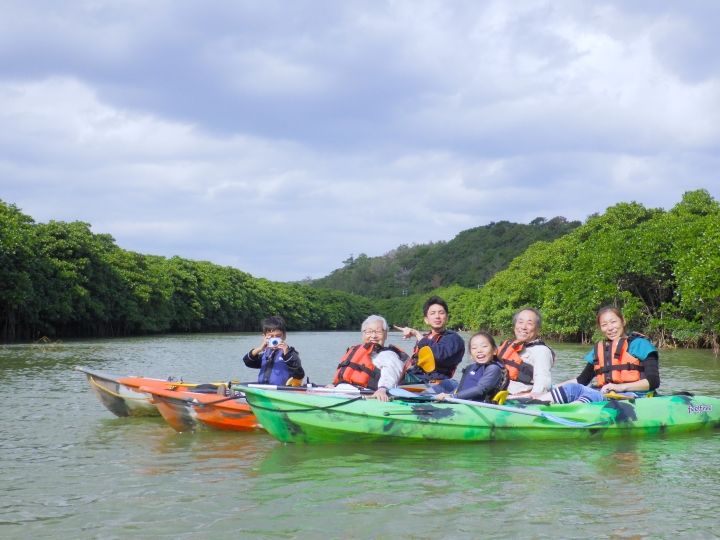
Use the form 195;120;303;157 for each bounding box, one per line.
334;343;408;390
497;339;555;384
593;336;643;387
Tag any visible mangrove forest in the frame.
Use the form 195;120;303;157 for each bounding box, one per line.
2;189;719;352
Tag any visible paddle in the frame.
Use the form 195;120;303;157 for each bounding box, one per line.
386;389;436;401
165;381;230;388
234;383;376;395
604;391;636;402
387;388;606;428
416;346;436;373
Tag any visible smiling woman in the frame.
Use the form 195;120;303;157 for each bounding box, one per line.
543;306;661;404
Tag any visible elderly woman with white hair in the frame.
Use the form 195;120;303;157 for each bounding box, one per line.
329;315;408;402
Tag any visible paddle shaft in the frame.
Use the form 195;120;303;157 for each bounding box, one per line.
390;388;546;418
239;384;376;395
138;386;246;406
442;396;607;428
444;397;546;418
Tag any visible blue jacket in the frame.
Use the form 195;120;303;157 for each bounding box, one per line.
406;329;466;381
243;347;304;385
454;359;506;402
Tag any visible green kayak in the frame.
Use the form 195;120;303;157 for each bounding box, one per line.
239;385;720;444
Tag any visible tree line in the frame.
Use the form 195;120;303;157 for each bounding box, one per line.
0;200;373;341
4;190;719;351
374;190;720;353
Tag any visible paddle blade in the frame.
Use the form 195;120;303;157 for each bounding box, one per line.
492;391;509;405
603;391;635;401
416;346;436;373
388;387;436;401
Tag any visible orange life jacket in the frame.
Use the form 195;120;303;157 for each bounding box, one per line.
334;343;408;390
497;339;555;384
593;336;643;387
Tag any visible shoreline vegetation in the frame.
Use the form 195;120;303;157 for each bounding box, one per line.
0;201;374;341
2;189;719;353
374;190;720;354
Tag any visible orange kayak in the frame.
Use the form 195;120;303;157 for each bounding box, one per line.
140;385;261;432
142;382;432;433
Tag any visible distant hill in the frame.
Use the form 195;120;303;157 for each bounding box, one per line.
310;217;581;298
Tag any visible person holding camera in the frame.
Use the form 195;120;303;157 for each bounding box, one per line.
243;315;305;386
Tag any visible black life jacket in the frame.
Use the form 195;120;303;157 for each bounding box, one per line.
402;331;461;380
455;359;509;403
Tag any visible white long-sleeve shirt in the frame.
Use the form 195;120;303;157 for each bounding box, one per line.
506;343;554;395
372;350;405;389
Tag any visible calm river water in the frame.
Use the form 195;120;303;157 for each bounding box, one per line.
2;331;720;539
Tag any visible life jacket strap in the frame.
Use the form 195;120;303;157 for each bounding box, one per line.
595;363;644;375
613;337;627;359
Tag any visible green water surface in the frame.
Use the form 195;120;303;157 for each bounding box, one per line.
1;331;720;539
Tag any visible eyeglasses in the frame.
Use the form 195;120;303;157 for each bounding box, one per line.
362;329;386;336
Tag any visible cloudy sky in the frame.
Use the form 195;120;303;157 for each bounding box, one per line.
2;1;719;281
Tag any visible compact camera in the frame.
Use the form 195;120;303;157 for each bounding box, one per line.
267;336;283;348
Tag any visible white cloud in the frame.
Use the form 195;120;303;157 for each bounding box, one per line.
1;2;720;281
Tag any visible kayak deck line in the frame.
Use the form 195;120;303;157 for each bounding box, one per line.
248;395;365;413
386;387;606;428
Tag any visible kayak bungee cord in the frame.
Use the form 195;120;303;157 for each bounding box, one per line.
443;396;608;428
248;395;365;413
240;383;376;395
387;387;607;428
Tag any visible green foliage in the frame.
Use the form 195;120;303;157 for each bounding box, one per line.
371;190;720;351
311;218;580;298
674;212;720;352
0;202;37;338
4;189;718;351
0;200;374;341
461;189;720;348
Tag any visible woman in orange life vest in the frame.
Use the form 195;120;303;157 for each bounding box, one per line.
541;306;660;404
393;296;465;383
328;315;408;402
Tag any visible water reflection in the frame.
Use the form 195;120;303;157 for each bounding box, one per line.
3;333;720;539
